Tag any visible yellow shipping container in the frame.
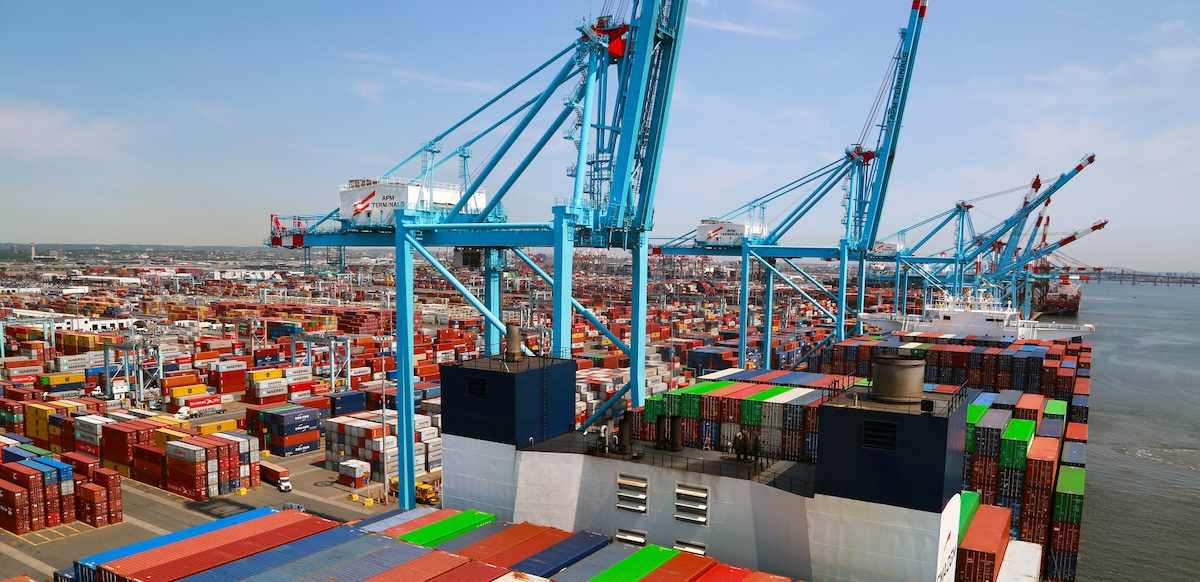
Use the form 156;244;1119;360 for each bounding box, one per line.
102;460;131;478
48;372;85;386
49;444;62;455
154;428;191;449
169;384;208;398
49;426;61;437
197;419;237;434
25;403;54;418
248;369;283;382
153;416;190;429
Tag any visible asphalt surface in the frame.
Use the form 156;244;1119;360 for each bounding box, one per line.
0;446;416;581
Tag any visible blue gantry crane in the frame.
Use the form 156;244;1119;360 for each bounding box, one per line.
267;1;688;508
875;153;1102;316
654;0;929;370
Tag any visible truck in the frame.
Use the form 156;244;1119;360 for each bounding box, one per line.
260;461;292;492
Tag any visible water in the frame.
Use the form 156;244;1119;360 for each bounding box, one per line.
1065;282;1200;581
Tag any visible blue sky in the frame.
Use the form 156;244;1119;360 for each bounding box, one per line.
1;1;1197;271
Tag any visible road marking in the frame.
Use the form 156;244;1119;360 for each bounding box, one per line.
0;539;57;577
123;515;173;536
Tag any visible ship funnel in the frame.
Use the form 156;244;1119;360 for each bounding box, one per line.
869;354;925;403
504;323;524;362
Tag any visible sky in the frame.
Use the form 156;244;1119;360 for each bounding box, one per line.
1;1;1197;271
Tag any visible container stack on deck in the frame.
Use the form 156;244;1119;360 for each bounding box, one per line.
58;505;797;582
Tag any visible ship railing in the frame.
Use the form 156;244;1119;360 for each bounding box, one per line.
522;439;815;497
1014;320;1094;332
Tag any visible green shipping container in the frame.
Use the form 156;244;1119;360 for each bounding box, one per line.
1053;466;1086;523
959;490;981;544
680;381;732;419
1044;399;1068;421
399;509;495;547
590;545;680;582
740;385;793;426
663;384;704;417
644;396;663;424
999;419;1037;469
965;403;989;453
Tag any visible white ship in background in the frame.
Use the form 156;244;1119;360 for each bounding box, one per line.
858;291;1095;340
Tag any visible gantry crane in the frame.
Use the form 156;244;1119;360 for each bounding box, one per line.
266;0;688;508
653;0;929;369
875;154;1103;316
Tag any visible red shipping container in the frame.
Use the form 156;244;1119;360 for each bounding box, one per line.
971;454;999;490
425;560;509;582
641;552;720;582
482;527;572;567
1024;436;1060;491
1065;422;1088;443
101;510;338;582
0;463;43;504
364;549;470;582
694;564;755;582
1050;520;1082;553
957;505;1012;582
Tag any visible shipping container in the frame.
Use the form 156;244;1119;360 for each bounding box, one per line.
694;564;755;581
435;521;511;553
381;508;461;538
98;510;337;582
363;549;470;582
480;527;573;568
552;543;641;582
509;530;610;578
455;521;548;561
399;509;496;548
179;525;365;582
75;507;278;582
640;551;719;581
300;541;430;582
1053;467;1086;524
238;532;400;581
590;545;681;582
425;560;509;582
957;505;1012;582
360;507;438;533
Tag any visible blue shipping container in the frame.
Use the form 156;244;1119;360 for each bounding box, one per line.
180;524;364;582
511;530;611;578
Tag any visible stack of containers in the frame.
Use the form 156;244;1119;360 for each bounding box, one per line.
74;415;115;459
21;459;61;527
963;403;988;490
165;440;209;500
0;478;31;534
76;482;108;528
1020;436;1059;547
972;409;1011;505
1047;466;1085;581
417;415;442;475
209;359;248;394
1;462;44;530
323;412;405;482
93;467;123;524
337;459;371;488
36;456;76;525
997;419;1035;537
263;405;322;457
247;368;290;407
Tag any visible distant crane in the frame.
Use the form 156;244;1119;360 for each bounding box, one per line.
266;1;688;508
654;0;930;369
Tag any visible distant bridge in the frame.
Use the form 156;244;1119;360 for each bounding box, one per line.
1095;267;1200;286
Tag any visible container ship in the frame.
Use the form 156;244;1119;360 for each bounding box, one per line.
1040;281;1081;316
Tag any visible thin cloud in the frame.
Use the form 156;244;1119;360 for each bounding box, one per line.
338;51;393;65
179;102;240;129
0;103;134;161
346;68;498;103
686;16;800;40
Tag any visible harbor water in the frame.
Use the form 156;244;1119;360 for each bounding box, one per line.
1064;282;1200;581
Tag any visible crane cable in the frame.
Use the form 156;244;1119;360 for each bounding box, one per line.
858;38;904;147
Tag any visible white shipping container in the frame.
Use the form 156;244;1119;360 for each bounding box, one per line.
253;378;288;391
413;414;432;430
254;386;288;398
166;441;206;463
416;427;439;442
